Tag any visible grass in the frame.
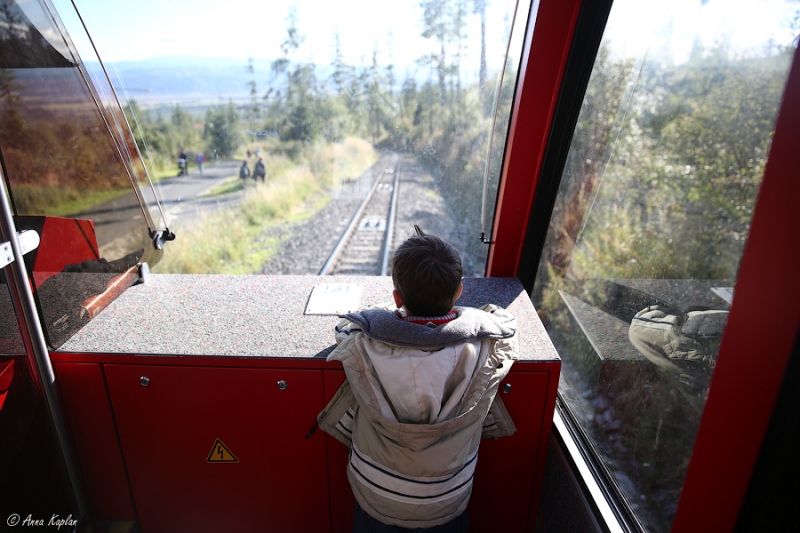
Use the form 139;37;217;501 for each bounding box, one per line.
11;185;132;217
151;166;180;181
154;137;376;274
201;175;242;197
11;159;187;217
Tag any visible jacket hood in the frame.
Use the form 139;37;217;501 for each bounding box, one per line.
340;306;516;348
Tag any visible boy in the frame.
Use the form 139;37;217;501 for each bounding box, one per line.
317;231;518;531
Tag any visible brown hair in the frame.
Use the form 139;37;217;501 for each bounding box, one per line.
391;234;463;316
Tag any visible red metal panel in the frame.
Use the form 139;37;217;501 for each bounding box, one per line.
16;216;99;286
53;362;135;520
105;364;329;533
525;361;560;528
51;352;338;370
324;369;354;533
671;46;800;533
469;371;550;532
486;0;583;277
0;358;14;411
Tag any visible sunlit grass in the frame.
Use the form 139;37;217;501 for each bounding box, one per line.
11;185;132;217
155;137;376;274
201;175;242;197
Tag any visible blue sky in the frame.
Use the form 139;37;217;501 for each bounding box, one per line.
53;0;524;80
55;0;799;66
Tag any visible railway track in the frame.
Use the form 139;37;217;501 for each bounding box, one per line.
320;155;400;276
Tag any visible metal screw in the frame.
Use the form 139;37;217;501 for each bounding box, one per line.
277;380;288;391
502;383;512;394
140;376;150;387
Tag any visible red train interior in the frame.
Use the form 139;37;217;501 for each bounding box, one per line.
1;0;798;532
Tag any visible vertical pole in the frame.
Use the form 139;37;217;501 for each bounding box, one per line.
0;170;89;521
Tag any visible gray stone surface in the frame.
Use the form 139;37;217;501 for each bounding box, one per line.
560;291;645;362
0;287;24;355
58;275;559;362
610;279;731;311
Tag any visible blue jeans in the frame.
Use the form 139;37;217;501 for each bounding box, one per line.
352;503;469;532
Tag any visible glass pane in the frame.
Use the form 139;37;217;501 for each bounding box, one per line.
530;1;797;531
0;0;164;348
55;0;531;276
0;274;25;355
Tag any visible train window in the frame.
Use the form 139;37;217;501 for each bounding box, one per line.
0;0;168;348
0;280;24;355
52;0;531;277
529;0;797;531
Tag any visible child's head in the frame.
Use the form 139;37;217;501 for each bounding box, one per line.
391;234;463;316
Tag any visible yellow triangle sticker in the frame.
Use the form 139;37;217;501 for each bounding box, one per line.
206;439;239;463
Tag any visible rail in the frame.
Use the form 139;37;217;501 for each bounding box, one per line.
319;155;399;276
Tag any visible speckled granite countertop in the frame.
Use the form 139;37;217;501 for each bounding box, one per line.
57;275;559;362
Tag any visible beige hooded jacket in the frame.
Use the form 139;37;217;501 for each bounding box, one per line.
317;304;518;528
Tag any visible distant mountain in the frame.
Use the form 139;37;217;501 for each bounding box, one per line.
84;56;276;106
82;54;434;109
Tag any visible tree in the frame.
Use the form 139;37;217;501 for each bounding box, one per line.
171;104;200;154
473;0;488;114
365;45;390;144
204;100;240;159
246;58;261;132
540;43;795;287
268;7;323;146
331;32;352;100
420;0;450;106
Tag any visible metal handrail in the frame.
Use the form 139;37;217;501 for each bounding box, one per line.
0;172;89;523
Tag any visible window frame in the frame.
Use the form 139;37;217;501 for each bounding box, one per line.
490;0;800;531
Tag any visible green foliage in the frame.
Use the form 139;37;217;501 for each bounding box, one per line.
245;57;261;131
266;7;324;147
533;42;794;314
581;46;788;281
124;100;202;175
0;77;133;215
9;185;131;217
203;100;241;159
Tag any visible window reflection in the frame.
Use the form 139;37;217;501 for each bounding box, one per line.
530;0;797;530
0;0;159;347
0;275;24;355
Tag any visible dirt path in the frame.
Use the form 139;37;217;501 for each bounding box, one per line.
78;161;240;254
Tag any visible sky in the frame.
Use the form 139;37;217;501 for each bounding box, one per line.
604;0;799;63
48;0;526;79
47;0;798;66
16;0;799;84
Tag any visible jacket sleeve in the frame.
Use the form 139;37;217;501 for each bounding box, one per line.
334;316;355;345
316;380;358;447
477;304;518;439
482;394;517;439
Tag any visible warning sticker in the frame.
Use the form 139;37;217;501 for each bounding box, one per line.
206;439;239;463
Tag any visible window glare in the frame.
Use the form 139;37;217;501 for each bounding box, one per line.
531;0;797;531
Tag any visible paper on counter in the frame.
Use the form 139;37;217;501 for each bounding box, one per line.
305;283;363;315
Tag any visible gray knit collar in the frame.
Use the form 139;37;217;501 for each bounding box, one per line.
341;306;516;348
